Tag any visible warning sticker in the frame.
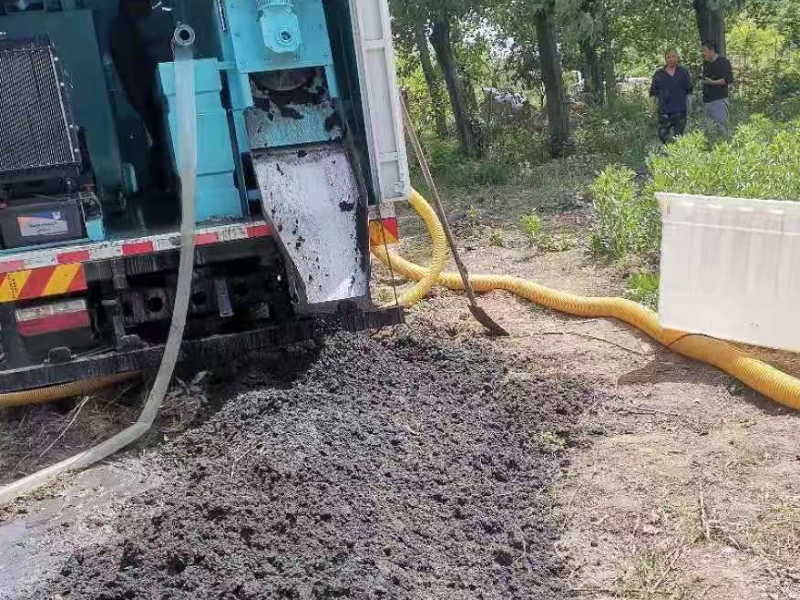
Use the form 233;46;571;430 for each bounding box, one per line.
18;212;69;238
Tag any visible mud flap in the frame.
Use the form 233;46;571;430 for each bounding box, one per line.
252;144;370;312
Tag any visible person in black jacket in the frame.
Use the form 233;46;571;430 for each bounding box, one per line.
650;49;693;143
701;40;734;137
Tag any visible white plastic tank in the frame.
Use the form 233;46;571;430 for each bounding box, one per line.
658;192;800;352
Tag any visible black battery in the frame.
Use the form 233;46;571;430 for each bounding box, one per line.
0;197;84;249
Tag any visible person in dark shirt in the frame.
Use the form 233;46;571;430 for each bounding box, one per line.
701;40;734;136
650;49;693;143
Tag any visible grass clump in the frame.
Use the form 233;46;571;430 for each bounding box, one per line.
520;213;543;247
625;271;660;310
590;165;660;261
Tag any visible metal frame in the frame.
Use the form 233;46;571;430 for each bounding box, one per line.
0;306;403;393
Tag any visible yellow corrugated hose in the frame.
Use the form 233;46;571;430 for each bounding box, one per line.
0;373;139;408
372;190;800;411
381;189;450;308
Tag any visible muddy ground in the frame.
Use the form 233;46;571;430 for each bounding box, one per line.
2;330;603;599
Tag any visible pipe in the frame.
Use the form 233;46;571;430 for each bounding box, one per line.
0;374;139;409
373;191;800;411
0;27;199;506
379;189;449;308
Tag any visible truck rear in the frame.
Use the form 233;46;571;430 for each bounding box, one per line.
0;0;407;394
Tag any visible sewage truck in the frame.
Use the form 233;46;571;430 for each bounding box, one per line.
0;0;407;394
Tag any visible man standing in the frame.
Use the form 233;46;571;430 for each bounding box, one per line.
701;40;734;136
650;50;693;144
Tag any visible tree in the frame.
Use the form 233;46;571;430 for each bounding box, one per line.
496;0;572;156
534;0;571;156
414;20;449;136
429;17;481;156
694;0;726;55
389;0;490;157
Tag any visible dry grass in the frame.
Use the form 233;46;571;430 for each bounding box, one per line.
0;382;142;485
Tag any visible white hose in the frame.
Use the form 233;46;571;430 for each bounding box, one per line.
0;28;199;505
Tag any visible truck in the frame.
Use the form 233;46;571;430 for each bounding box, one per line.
0;0;408;394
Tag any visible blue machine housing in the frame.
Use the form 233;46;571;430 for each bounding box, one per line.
0;0;375;233
158;59;243;222
158;0;343;222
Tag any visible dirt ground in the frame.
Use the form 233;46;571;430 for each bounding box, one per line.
386;181;800;600
1;176;799;599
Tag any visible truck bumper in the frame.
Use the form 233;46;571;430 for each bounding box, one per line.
0;307;403;394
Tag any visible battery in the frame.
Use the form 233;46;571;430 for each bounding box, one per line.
0;197;84;249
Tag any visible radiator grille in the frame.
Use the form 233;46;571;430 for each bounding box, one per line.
0;38;79;182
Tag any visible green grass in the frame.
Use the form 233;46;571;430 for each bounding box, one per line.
519;213;543;247
625;271;660;310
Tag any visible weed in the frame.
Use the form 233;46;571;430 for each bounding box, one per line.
625;271;660;310
616;547;687;599
590;165;660;261
535;431;567;453
466;205;481;236
537;234;576;253
488;229;507;248
520;213;543;247
743;503;800;566
375;286;395;305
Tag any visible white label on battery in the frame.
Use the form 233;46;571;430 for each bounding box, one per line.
18;211;69;238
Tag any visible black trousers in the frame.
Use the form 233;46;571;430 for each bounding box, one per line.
658;112;687;143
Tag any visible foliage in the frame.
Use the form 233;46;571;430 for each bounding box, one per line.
520;213;544;246
575;92;656;166
728;19;800;110
590;165;660;260
649;117;800;200
397;53;449;136
625;271;660;309
592;115;800;262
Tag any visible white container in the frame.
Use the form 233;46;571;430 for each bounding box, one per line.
658;192;800;352
349;0;410;203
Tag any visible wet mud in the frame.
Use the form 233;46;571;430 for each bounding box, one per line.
14;331;602;599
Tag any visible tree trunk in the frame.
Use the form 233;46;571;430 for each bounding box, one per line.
581;39;604;105
430;18;479;157
694;0;726;55
602;49;617;106
534;3;571;157
414;20;448;137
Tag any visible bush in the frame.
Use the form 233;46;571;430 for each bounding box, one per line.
590;165;660;261
649;116;800;200
575;93;655;167
591;115;800;262
728;19;800;117
414;135;512;188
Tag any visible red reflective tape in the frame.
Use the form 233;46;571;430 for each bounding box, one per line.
247;224;271;238
57;250;91;265
382;217;399;240
18;267;55;301
68;266;87;293
17;310;90;337
0;261;25;274
195;232;218;246
122;241;154;256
